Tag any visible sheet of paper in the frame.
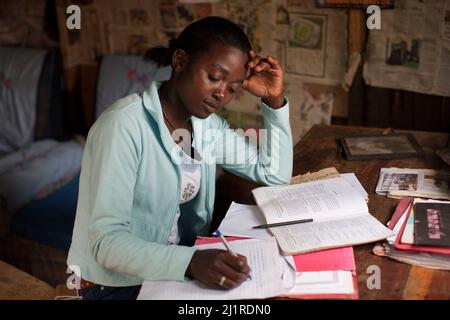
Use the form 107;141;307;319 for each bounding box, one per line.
286;270;355;295
218;202;273;240
194;236;296;290
270;214;394;255
400;209;415;244
252;177;368;224
293;247;355;272
387;206;409;245
341;173;368;201
137;239;287;300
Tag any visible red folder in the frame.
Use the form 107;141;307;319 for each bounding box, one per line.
195;236;359;299
393;198;450;255
389;197;414;231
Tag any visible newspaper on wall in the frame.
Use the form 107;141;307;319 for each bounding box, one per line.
364;0;450;97
285;74;334;144
276;0;347;86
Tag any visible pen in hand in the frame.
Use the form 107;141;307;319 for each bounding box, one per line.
214;230;252;280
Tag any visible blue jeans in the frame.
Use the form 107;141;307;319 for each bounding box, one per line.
81;285;142;300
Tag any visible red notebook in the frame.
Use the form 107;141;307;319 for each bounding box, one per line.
392;198;450;255
195;236;359;299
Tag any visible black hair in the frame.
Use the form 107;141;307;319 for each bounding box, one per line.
144;16;252;67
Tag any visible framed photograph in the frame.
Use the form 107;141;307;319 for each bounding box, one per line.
339;133;424;160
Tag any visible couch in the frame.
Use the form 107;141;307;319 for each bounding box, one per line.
0;48;170;286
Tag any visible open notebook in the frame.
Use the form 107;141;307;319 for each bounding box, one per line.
196;237;359;300
137;238;295;300
252;176;394;255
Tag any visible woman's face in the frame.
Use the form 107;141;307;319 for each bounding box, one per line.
175;43;248;119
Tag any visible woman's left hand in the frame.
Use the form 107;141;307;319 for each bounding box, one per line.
242;50;285;109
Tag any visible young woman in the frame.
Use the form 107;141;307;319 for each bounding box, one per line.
67;16;293;300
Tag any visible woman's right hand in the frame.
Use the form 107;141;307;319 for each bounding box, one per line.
186;249;251;290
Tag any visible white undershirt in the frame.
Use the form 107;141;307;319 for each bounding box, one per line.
167;148;202;245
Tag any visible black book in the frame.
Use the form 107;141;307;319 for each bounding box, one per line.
414;202;450;247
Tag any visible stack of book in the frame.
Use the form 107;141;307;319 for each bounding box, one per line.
373;197;450;270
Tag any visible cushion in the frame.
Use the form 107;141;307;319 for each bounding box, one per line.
0;139;83;234
0;47;48;155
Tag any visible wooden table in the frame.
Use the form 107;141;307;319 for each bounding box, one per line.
0;260;55;300
212;125;450;300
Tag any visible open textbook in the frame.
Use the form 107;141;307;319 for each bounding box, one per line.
252;176;393;255
376;168;450;200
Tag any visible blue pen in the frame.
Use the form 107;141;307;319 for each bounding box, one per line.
214;229;252;280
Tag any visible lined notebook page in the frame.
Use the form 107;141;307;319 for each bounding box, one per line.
137;239;286;300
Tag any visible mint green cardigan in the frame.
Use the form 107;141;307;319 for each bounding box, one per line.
67;81;293;287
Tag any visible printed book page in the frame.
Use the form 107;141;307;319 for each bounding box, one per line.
270;214;394;255
252;177;368;224
137;239;288;300
341;173;369;202
291;168;368;201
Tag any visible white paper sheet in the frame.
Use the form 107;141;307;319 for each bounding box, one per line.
218;202;273;240
137;239;288;300
287;270;355;295
341;173;368;201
